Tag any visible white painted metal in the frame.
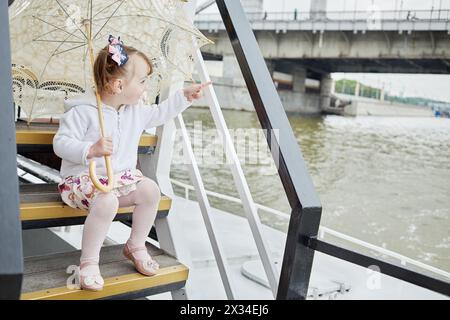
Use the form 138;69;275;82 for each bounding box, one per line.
170;177;450;281
16;152;450;295
174;114;237;299
196;0;215;14
318;227;450;279
17;167;46;183
193;49;280;297
17;154;62;183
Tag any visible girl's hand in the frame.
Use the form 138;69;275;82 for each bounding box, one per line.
87;136;113;159
183;81;212;102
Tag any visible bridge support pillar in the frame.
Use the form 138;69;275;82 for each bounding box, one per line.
265;59;276;78
320;74;332;110
292;66;306;93
331;78;336;94
222;54;245;86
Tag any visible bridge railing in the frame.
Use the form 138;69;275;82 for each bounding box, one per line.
196;9;450;23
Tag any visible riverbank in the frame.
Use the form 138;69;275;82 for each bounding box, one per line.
334;93;435;117
189;76;322;115
190;79;435;117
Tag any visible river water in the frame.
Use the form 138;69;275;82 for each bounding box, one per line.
170;107;450;272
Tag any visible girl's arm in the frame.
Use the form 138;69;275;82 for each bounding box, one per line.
140;82;212;130
140;89;192;130
53;107;94;165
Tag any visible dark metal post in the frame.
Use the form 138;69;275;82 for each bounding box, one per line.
213;0;449;299
309;238;450;297
0;0;23;299
215;0;322;299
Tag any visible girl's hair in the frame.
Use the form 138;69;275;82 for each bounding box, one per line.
93;45;153;94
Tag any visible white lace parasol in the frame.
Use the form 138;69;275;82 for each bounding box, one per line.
9;0;212;123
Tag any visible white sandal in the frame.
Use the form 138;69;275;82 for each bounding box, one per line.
79;261;104;291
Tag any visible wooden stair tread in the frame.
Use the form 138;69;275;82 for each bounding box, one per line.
19;183;171;226
15;121;157;148
21;242;188;300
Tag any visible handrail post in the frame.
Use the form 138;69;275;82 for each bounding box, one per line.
175;114;237;299
215;0;322;299
0;0;23;299
194;48;280;297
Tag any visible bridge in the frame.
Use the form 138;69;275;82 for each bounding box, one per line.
194;0;450;112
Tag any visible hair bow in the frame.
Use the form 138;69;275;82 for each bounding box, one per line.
108;35;128;66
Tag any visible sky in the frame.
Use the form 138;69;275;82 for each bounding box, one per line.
200;0;450;102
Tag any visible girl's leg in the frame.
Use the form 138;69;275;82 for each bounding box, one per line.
117;177;161;260
80;192;119;276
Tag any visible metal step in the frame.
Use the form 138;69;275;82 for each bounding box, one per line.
20;183;171;229
21;242;188;300
17;154;62;183
22;229;77;258
16;121;157;154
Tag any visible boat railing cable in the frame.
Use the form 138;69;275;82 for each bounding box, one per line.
170;178;450;281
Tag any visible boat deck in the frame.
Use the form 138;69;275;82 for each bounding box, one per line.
24;195;447;300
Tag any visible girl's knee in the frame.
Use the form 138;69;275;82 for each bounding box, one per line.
136;178;161;204
92;192;119;211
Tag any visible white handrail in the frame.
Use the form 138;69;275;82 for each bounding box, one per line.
170;178;450;281
196;0;215;14
194;49;280;297
318;227;450;279
174;114;237;299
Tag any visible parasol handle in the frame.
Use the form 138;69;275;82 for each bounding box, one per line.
89;155;114;193
84;20;114;193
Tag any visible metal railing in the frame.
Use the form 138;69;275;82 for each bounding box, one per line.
191;47;280;297
174;114;237;299
150;0;280;299
215;0;323;299
196;9;450;22
170;178;450;281
214;0;450;299
0;0;23;299
3;0;449;300
196;0;215;15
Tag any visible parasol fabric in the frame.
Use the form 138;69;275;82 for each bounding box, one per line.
9;0;212;123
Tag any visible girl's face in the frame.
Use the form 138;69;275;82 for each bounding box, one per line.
120;54;151;105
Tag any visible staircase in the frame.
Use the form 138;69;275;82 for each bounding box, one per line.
16;120;189;300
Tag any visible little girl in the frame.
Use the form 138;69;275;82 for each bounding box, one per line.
53;35;210;291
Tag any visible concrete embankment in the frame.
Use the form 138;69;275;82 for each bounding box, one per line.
189;76;322;115
189;78;434;117
336;94;435;117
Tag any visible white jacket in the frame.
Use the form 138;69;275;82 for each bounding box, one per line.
53;89;192;178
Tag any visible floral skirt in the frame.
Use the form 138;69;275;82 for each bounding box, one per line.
58;168;145;210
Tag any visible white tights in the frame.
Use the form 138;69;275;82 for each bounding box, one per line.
79;177;161;276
